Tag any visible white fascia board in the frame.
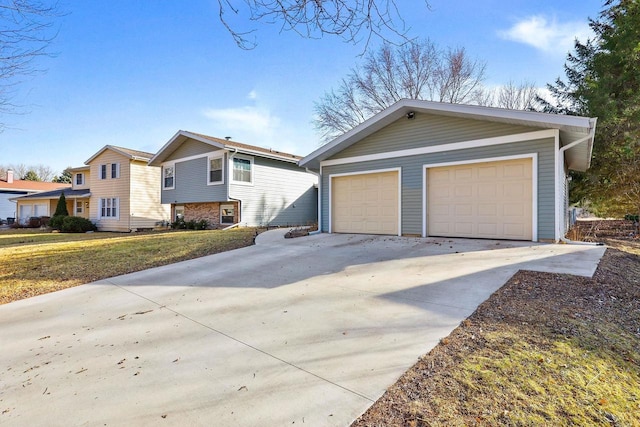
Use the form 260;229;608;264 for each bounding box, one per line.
300;99;595;168
321;129;556;167
149;130;225;166
84;145;111;165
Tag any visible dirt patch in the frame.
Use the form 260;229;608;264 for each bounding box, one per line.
353;239;640;426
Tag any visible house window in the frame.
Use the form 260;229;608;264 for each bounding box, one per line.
163;165;175;189
100;164;107;180
221;204;235;224
209;156;223;184
76;200;83;214
76;173;84;185
100;198;118;219
232;156;252;184
174;205;184;221
111;163;120;179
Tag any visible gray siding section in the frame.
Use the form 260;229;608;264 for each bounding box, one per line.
331;114;539;160
165;139;216;162
161;155;228;204
0;192;22;219
321;137;557;240
231;157;318;227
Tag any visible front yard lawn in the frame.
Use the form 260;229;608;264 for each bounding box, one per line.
0;228;258;304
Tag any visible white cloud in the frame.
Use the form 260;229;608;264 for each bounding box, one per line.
247;90;258;100
498;15;592;56
203;106;280;137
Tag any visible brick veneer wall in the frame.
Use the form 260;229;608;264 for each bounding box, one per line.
183;202;239;228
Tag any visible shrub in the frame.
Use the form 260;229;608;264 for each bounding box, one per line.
624;214;639;222
171;218;187;229
49;215;65;230
171;218;209;230
60;216;97;233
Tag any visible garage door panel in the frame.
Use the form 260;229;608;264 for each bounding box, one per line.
332;171;399;235
455;204;473;216
455;185;472;197
478;166;498;178
478;183;497;197
478;204;497;216
428;158;532;240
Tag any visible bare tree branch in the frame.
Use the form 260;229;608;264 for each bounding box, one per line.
0;0;62;131
313;39;487;141
217;0;430;50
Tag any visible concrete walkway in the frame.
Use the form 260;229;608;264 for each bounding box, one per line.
0;231;605;426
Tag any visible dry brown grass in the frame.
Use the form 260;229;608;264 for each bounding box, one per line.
0;228;257;304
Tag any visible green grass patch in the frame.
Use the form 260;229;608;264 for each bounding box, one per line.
454;327;639;425
0;228;257;304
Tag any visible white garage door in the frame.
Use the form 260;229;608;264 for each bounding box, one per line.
428;158;533;240
332;171;399;235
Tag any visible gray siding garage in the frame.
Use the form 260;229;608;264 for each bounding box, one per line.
301;100;597;242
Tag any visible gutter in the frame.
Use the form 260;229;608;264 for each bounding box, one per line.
305;167;322;235
227;148;243;226
557;125;603;246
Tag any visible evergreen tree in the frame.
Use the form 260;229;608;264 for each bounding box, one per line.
50;193;69;229
543;0;640;218
53;167;73;183
54;192;69;216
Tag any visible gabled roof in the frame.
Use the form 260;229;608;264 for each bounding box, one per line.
299;99;597;171
10;188;90;202
85;145;155;164
0;178;70;193
148;130;302;166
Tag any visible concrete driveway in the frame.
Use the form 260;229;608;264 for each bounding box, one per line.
0;231;605;426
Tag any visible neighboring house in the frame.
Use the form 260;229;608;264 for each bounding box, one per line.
149;131;318;227
14;146;170;231
0;170;71;222
299;99;597;242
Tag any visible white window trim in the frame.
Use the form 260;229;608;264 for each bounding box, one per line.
99;198;120;220
328;167;402;237
111;163;120;179
230;154;254;186
75;173;84;186
75;199;83;214
421;153;538;241
207;154;225;186
162;163;175;190
100;164;107;180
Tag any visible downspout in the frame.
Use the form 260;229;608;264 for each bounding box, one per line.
227;148;243;227
557;125;603;246
305;167;321;235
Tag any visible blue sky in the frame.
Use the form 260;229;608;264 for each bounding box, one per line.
1;0;603;176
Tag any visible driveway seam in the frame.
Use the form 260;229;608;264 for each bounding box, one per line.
106;279;375;403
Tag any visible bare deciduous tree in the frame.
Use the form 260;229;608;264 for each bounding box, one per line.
314;39;487;141
34;163;53;181
0;162;55;181
0;0;61;129
476;81;541;111
217;0;429;49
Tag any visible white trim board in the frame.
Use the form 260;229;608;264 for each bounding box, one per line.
320;129;556;168
328;167;402;237
422;154;539;241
